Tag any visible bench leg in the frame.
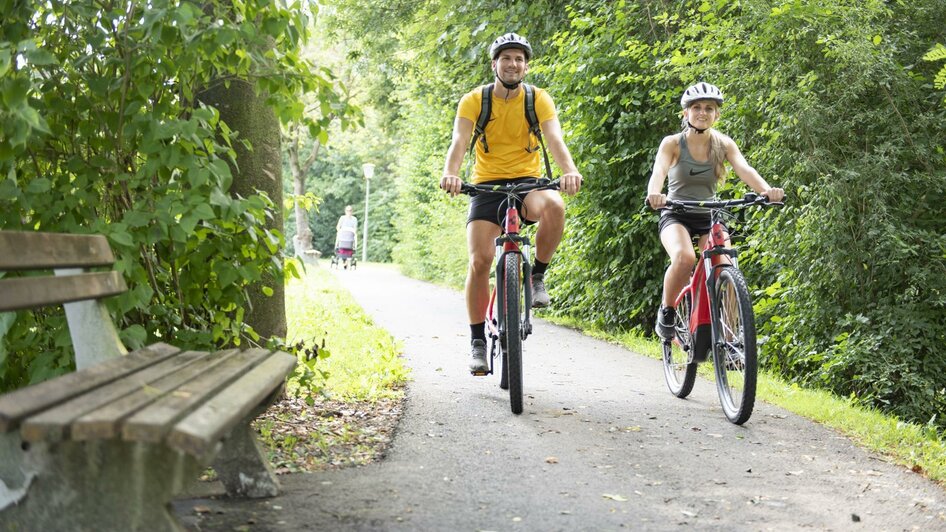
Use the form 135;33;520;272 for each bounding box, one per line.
213;423;280;498
0;435;202;532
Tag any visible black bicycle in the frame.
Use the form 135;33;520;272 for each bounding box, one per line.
459;178;560;414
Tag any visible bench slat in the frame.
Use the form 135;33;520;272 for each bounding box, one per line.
121;348;272;443
168;351;296;456
69;349;241;441
21;350;213;443
0;343;180;432
0;271;128;312
0;231;115;270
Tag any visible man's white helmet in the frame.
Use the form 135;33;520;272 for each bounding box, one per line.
680;82;724;108
489;33;533;60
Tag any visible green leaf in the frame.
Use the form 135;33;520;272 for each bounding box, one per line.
24;48;58;66
120;324;148;350
109;231;134;247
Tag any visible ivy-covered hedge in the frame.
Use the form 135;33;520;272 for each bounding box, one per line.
542;0;946;428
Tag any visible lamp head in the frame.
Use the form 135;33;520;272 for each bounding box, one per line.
362;163;375;180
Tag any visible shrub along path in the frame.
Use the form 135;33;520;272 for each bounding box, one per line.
177;263;945;531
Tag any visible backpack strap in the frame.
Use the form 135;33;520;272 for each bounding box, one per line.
470;84;493;155
523;84;553;180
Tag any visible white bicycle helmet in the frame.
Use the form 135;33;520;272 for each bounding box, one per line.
489;33;532;60
680;82;724;108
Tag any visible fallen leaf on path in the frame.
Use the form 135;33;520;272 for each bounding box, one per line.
602;493;628;502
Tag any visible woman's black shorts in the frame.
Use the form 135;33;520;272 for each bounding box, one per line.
658;210;713;236
467;177;541;227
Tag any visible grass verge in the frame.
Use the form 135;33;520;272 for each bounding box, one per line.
543;314;946;488
252;265;410;473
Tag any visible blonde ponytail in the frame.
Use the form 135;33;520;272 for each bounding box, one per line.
708;130;726;183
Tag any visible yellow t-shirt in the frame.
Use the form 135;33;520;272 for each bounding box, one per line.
458;85;557;183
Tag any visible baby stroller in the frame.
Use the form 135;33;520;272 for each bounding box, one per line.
331;229;357;270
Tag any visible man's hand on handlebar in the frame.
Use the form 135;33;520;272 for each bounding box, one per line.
560;172;583;196
440;174;463;196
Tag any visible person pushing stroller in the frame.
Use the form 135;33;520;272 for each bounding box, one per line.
333;205;358;269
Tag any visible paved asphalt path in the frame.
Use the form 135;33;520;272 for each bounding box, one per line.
180;263;946;531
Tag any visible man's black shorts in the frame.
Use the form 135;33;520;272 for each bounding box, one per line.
658;210;713;236
467;177;541;227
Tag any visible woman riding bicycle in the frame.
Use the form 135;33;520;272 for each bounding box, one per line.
646;82;784;341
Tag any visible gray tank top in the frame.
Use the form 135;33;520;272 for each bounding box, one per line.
667;134;716;203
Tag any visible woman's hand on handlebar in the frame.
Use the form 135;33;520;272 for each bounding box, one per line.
440;174;463;196
761;187;784;203
646;193;667;210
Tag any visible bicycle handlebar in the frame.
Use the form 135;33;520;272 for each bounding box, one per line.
647;193;784;212
458;178;561;197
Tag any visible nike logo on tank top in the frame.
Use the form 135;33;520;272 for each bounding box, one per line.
667;133;716;208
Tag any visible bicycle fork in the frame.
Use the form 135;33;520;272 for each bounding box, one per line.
495;237;533;338
703;247;738;362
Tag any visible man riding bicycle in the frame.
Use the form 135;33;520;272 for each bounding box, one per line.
440;32;583;375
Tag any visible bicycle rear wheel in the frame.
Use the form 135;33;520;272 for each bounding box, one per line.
712;266;757;424
662;293;697;398
502;253;523;414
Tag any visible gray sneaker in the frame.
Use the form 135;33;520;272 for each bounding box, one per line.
655;306;676;341
469;339;488;375
531;273;550;308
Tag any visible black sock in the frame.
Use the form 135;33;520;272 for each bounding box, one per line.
471;322;486;343
532;259;549;277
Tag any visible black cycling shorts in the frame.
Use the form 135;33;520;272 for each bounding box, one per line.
467;177;541;227
658;210;714;237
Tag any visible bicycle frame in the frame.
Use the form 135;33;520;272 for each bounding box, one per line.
671;209;739;363
461;179;559;376
484;205;533;374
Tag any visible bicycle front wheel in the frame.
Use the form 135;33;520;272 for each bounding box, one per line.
662;293;697;398
712;266;757;425
502;253;523;414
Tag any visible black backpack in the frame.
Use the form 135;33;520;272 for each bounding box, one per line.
468;83;553;179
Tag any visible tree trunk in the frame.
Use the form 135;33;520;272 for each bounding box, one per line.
198;80;287;342
289;130;319;255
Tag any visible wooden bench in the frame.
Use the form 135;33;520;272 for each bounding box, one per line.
0;231;297;531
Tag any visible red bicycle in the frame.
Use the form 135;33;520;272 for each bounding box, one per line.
657;193;781;424
459;178;560;414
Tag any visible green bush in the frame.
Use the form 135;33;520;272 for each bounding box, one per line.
0;1;323;389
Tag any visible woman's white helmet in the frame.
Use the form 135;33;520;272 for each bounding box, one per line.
680;82;724;108
489;33;532;60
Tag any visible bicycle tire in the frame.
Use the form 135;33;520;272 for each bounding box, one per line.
503;253;523;414
662;293;697;398
712;266;757;424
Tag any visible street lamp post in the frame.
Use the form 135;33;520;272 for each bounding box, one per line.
361;163;375;263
